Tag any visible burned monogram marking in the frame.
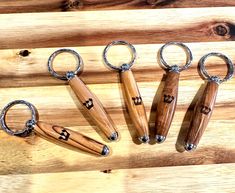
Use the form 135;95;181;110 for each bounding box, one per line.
59;129;70;141
200;105;211;115
83;98;94;110
132;97;142;105
163;95;175;104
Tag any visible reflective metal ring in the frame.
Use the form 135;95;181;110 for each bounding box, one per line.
199;52;234;84
103;40;137;71
159;42;193;72
0;100;37;137
48;48;83;80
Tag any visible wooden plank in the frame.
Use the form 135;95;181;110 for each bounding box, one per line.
1;84;235;174
1;41;235;88
0;7;234;49
0;0;234;13
1;164;235;193
1;41;235;175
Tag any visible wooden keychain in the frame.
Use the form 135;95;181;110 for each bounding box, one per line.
185;52;234;151
0;100;110;156
103;40;149;143
48;49;118;141
155;42;193;143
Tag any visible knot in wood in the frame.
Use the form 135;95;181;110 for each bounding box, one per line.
62;0;83;11
102;169;112;174
214;24;229;36
19;50;30;57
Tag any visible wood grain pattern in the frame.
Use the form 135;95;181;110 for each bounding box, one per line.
120;69;149;143
155;71;179;142
185;81;219;151
35;121;109;156
0;0;234;13
69;75;118;141
1;5;235;192
1;164;235;193
1;41;235;88
0;8;234;49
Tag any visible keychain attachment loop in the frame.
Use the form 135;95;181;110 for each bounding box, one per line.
199;52;234;84
48;49;83;81
103;40;137;71
0;100;37;137
159;42;193;73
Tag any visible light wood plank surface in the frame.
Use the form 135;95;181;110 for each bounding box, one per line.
0;0;234;13
1;41;235;175
1;41;235;87
0;164;235;193
0;7;234;49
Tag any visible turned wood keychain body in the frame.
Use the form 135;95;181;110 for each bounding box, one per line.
155;42;193;143
185;53;234;151
48;49;118;141
0;100;109;156
103;40;149;143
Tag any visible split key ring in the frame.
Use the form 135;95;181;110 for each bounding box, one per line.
199;52;234;84
0;100;37;137
159;41;193;73
48;48;82;80
103;40;137;71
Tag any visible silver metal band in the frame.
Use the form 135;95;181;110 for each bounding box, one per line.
103;40;137;71
0;100;37;137
199;52;234;84
159;42;193;73
48;48;83;80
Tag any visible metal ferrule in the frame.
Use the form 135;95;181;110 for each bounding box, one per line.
66;71;76;80
169;65;180;73
120;63;131;72
208;75;221;85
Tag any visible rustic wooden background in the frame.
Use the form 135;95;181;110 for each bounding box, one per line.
0;1;235;193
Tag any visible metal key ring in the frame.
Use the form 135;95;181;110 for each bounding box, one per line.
199;52;234;84
0;100;37;137
103;40;137;71
159;42;193;72
48;48;83;80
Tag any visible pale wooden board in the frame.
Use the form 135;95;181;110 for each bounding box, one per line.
1;41;235;87
1;164;235;193
0;41;235;175
0;8;234;49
